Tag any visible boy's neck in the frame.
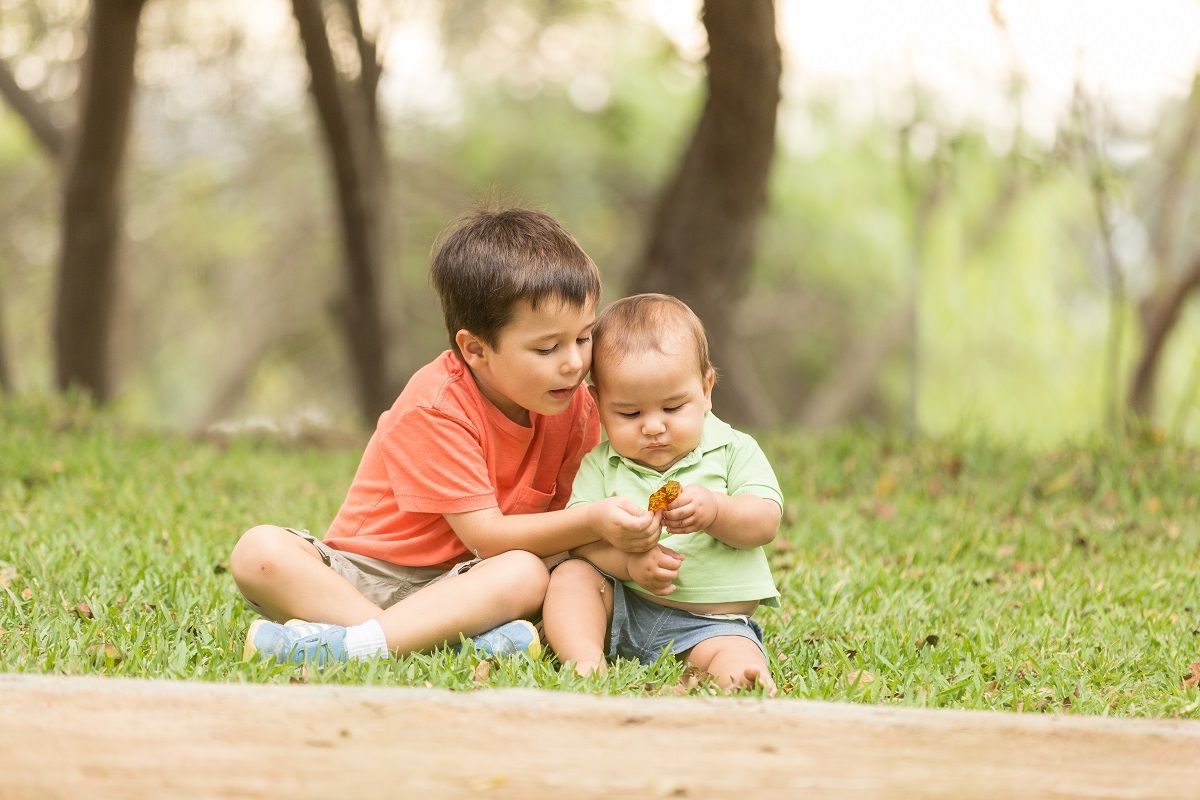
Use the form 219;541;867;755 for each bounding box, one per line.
466;365;531;427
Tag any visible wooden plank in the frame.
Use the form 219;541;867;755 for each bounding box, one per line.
1;673;1197;799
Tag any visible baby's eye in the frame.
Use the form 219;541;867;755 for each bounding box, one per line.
663;404;683;413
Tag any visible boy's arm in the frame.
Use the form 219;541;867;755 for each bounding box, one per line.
445;500;660;560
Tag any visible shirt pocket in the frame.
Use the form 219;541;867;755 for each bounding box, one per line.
505;484;556;515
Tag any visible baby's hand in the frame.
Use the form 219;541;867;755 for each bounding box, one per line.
590;496;662;553
627;544;685;596
663;484;719;535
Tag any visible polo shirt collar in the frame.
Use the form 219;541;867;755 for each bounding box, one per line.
605;412;733;477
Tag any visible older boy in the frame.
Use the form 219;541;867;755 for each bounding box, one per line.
232;209;661;665
542;294;783;694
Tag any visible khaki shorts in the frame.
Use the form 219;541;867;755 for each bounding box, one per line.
241;528;479;617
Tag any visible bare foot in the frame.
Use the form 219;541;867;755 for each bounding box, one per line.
566;659;606;678
741;665;777;698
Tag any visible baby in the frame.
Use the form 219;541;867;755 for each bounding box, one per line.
542;293;783;694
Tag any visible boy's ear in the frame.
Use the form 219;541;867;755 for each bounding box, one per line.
455;329;489;368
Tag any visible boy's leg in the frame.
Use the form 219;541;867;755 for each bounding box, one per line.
682;636;777;697
230;525;381;625
542;559;613;675
372;549;549;655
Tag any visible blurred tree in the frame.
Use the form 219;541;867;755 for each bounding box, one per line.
292;0;390;425
625;0;781;428
0;58;66;160
1128;73;1200;421
54;0;148;402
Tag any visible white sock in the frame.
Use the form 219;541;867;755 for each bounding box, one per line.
343;618;389;660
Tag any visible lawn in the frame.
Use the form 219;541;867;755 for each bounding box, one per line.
2;395;1199;717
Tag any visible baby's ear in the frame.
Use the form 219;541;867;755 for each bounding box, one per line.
702;368;716;398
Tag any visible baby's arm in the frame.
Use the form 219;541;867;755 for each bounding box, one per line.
664;485;780;548
573;542;684;596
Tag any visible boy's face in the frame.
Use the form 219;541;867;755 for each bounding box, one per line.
591;341;714;473
459;297;596;426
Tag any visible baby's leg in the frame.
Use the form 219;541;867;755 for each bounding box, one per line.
683;636;777;697
230;525;380;624
542;559;613;676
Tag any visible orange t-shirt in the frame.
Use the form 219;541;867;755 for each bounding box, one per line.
323;350;600;568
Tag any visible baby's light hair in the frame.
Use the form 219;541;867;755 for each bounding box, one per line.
590;294;716;388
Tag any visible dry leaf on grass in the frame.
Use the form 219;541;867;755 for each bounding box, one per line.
1182;662;1200;689
844;670;876;686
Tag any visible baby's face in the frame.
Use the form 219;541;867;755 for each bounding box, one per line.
592;345;713;473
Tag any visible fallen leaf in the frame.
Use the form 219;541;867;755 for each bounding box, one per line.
772;538;793;552
76;602;93;620
917;634;940;650
1183;663;1200;689
20;587;32;601
873;502;897;520
844;670;875;686
472;660;492;682
212;561;229;574
0;566;16;588
87;642;123;664
874;474;897;498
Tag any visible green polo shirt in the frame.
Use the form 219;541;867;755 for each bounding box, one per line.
567;413;782;607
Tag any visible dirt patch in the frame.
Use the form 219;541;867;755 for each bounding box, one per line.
1;673;1198;798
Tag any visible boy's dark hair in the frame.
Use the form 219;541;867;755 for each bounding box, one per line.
590;293;717;389
431;207;601;357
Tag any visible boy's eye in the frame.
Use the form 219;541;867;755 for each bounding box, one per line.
535;346;558;355
576;336;592;346
617;411;639;419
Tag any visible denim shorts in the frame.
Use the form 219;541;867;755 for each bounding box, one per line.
579;562;768;664
241;528;478;616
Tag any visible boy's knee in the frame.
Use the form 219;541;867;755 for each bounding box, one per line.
229;525;289;584
487;550;549;615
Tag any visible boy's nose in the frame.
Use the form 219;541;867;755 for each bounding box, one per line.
561;345;584;374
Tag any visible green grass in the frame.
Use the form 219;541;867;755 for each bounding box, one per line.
2;394;1199;716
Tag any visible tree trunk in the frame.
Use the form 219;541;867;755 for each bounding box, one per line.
53;0;146;402
625;0;781;428
1128;254;1200;419
292;0;390;426
1128;75;1200;422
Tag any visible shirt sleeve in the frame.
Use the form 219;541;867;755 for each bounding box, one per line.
725;431;784;509
551;395;601;511
380;406;498;514
565;447;607;509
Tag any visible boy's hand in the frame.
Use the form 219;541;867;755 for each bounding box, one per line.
590;497;661;553
663;484;719;535
627;544;685;596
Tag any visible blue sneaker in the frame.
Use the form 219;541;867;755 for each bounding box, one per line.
468;619;541;658
243;618;349;666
